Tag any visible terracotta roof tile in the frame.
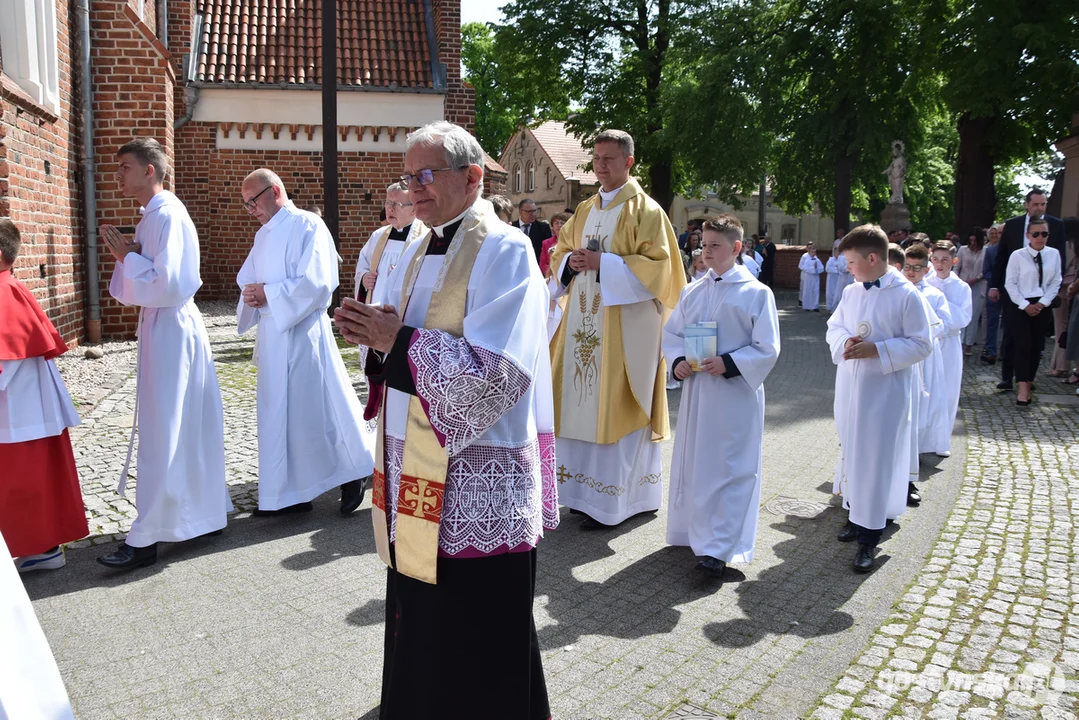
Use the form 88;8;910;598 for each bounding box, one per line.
195;0;434;88
529;121;598;185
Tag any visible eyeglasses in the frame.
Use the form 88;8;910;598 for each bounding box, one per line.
384;200;413;209
241;185;273;211
1029;231;1049;238
903;264;926;271
520;207;537;214
399;167;467;187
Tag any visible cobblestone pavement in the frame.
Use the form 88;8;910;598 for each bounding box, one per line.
810;357;1078;720
20;293;1073;719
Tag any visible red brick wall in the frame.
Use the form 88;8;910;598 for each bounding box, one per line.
0;0;85;343
774;245;830;291
91;0;176;337
434;0;474;131
173;122;407;301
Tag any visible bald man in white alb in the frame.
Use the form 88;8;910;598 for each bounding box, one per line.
237;169;376;516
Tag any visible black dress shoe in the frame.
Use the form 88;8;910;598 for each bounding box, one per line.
996;381;1013;391
853;544;875;573
981;354;996;365
579;515;612;531
97;542;158;570
907;483;921;507
695;556;727;578
837;521;858;542
253;502;314;517
340;478;368;516
1016;398;1031;406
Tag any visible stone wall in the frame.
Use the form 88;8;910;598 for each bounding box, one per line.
0;0;85;342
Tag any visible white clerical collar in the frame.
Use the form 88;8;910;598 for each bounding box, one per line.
598;182;629;209
432;204;472;236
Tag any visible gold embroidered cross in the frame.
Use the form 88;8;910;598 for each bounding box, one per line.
556;465;571;485
404;478;437;518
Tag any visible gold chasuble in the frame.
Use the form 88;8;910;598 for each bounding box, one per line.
550;179;684;446
370;211;489;584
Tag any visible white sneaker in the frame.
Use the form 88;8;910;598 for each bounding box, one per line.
666;380;680;390
15;547;66;573
935;451;951;458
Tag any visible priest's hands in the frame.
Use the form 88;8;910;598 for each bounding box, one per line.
334;297;402;352
362;271;379;291
100;225;142;263
699;356;727;377
242;283;267;308
843;337;879;360
568;249;601;272
673;360;693;381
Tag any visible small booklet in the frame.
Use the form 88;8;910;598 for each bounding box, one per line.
684;322;718;371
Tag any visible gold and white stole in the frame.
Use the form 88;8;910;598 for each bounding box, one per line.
370;206;490;584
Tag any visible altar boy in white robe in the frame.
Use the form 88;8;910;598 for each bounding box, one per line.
355;181;427;303
99;137;231;570
925;241;972;457
237;169;375;516
828;225;932;573
799;245;824;311
663;214;780;577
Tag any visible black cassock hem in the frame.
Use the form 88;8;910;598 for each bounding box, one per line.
379;548;551;720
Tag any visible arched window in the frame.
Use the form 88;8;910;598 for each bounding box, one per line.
527;162;536;191
514;165;522;193
546;167;552;189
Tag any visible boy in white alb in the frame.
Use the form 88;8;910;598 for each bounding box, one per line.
902;243;951;460
825;247;841;311
663;214;780;578
828;225;932;573
799;245;824;311
99;138;232;570
925;241;972;457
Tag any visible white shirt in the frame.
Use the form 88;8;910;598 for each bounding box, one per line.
1005;245;1062;309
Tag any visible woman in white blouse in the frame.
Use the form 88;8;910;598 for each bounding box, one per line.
955;227;987;356
1004;216;1062;405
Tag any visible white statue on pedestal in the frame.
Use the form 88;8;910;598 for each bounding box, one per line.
884;140;906;204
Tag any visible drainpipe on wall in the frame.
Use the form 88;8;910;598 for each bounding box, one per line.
76;0;100;343
156;0;167;47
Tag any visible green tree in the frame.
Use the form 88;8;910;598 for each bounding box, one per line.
928;0;1079;231
461;22;569;158
496;0;714;211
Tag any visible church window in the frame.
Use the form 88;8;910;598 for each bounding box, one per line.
514;165;522;193
527;162;535;192
0;0;61;115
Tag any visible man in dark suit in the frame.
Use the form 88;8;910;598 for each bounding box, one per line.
989;188;1066;389
512;199;552;262
758;232;777;288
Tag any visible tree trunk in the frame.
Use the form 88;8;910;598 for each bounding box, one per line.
649;159;674;214
954;113;996;233
834;153;855;239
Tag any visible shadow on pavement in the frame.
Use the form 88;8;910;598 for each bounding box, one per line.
23;495;376;601
703;511;883;648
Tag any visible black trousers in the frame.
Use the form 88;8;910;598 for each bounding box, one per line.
1004;297;1050;383
1000;296;1016;382
380;548;550;720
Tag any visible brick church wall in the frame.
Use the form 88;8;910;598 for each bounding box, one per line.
1;0;85;342
90;0;176;337
173;122;408;301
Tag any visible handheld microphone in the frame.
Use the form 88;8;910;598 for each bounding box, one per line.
586;237;600;252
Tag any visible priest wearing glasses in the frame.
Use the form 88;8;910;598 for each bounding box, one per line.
334;121;557;719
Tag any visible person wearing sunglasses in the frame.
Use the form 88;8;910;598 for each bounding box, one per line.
236;168;375;518
1003;216;1063;405
989;189;1066;390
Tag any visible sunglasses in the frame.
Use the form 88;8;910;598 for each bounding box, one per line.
1029;231;1049;238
